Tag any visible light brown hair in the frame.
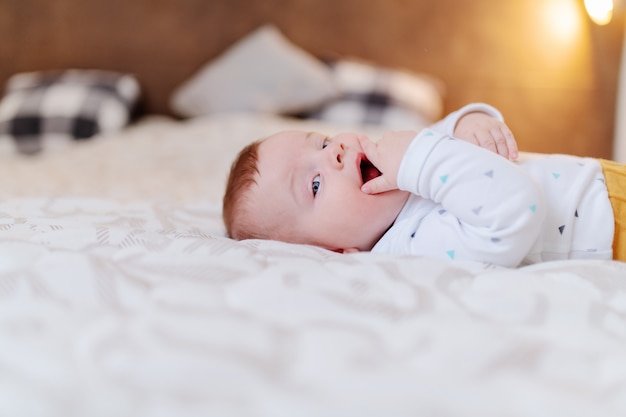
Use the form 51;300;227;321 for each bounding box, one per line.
223;140;263;240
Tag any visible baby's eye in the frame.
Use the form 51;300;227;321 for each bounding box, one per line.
312;174;321;197
322;138;329;149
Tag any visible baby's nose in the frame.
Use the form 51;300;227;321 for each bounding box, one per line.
330;143;345;167
336;144;344;162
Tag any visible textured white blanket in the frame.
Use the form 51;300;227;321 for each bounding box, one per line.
0;115;625;417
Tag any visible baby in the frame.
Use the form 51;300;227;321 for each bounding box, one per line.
223;103;625;267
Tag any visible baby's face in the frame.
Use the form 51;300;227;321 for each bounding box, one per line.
250;130;408;252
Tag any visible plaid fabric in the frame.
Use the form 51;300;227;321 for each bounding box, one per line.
306;60;443;129
0;70;140;154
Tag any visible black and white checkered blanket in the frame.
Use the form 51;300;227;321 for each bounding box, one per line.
0;70;140;154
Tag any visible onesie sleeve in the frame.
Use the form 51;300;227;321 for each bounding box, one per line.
396;128;545;267
428;102;504;135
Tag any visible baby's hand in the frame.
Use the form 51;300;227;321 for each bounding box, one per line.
358;131;415;194
454;112;518;160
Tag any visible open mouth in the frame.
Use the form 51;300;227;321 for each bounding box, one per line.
359;156;382;184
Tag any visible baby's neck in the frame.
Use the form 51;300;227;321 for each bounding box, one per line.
366;191;410;251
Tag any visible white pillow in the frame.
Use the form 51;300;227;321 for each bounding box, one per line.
170;25;337;117
307;59;444;129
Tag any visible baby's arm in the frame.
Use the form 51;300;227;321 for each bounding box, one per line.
360;103;518;195
406;129;543;266
430;103;518;160
362;129;545;267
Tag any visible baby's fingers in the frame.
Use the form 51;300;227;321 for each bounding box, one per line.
500;126;518;160
357;135;379;165
473;131;497;154
475;127;518;160
487;126;518;160
486;128;509;159
361;175;396;195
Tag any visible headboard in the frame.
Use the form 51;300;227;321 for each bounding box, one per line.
1;0;623;158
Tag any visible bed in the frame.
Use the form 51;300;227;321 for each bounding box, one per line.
2;2;626;416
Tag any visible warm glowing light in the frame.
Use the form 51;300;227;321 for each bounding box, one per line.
585;0;614;25
543;0;582;45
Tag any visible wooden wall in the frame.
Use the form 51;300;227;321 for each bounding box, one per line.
0;0;623;158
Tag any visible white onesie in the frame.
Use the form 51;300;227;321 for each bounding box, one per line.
371;104;614;267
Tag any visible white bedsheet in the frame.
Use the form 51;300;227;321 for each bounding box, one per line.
0;114;625;416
